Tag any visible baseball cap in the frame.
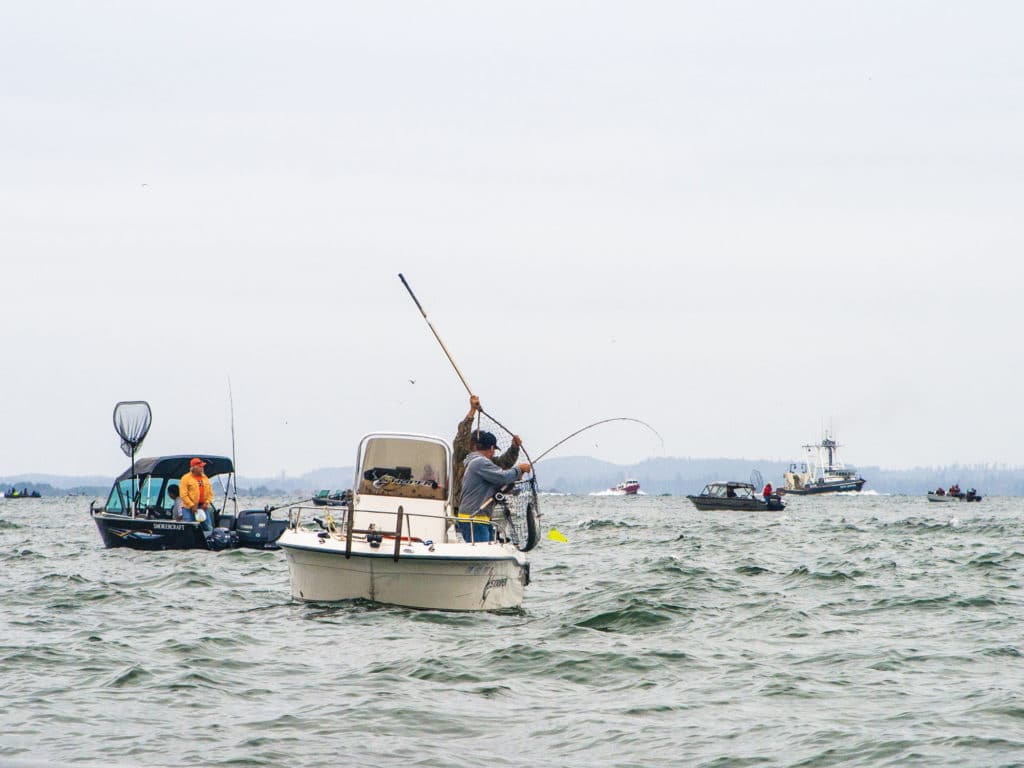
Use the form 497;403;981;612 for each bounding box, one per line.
471;430;498;450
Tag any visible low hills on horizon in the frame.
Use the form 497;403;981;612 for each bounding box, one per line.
5;455;1024;497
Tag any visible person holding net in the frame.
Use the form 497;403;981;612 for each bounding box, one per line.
452;395;521;513
458;430;531;543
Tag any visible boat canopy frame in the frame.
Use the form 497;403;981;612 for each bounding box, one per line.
698;481;758;498
106;455;234;517
115;455;234;482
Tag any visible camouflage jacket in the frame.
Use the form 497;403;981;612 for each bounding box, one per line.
452;412;520;511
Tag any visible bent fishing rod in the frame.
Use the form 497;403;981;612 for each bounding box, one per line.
532;417;665;464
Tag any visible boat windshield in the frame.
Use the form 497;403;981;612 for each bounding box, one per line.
105;478;136;513
702;483;755;498
359;437;448;501
105;476;164;513
104;474;213;515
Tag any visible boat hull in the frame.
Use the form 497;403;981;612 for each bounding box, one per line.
784;478;866;495
611;484;640;495
926;493;982;502
279;535;528;611
92;513;208;550
91;509;287;551
686;496;785;512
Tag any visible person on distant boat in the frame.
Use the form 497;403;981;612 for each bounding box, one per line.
421;464;438;487
935;487;945;496
167;483;183;520
726;486;737;498
451;394;520;513
180;458;214;532
763;483;773;500
458;431;531;543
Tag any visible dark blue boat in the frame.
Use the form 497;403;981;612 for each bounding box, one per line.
90;455;287;551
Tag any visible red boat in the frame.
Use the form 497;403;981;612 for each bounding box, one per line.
611;479;640;495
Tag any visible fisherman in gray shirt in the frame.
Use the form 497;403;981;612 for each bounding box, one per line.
458;430;531;543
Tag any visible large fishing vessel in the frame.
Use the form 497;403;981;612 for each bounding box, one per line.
783;433;866;495
277;432;539;611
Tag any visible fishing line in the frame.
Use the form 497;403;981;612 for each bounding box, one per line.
533;417;664;464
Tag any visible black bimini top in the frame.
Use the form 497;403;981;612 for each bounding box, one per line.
116;455;234;481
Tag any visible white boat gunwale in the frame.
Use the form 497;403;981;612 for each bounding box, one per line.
278;537;525;563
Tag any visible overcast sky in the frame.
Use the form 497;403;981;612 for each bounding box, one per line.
2;2;1022;478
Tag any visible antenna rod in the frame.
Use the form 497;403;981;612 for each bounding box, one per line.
228;378;239;516
398;273;473;396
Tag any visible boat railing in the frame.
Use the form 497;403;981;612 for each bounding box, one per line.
286;503;497;557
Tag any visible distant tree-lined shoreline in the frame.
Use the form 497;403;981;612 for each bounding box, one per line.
5;457;1024;497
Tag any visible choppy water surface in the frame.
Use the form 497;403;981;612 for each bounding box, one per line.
2;494;1023;767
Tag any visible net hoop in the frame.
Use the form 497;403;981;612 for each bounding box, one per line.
113;401;153;457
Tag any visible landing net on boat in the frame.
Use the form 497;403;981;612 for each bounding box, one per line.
113;401;152;457
476;410;540;553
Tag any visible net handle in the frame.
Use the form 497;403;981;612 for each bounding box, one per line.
398;273;473;397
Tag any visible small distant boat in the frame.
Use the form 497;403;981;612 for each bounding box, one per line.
611;479;640;495
687;481;785;511
1;489;41;499
927;488;982;502
312;489;352;507
783;432;866;495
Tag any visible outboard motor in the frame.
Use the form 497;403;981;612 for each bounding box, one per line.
206;527;241;551
234;509;289;549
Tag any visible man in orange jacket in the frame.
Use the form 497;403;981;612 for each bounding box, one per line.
180;458;215;531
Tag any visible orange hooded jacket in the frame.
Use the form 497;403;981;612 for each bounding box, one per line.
179;471;214;511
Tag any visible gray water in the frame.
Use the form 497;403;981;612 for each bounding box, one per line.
2;494;1023;767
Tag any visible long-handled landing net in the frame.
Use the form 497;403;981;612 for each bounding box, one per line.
398;273;542;552
113;401;152;513
475;409;540;553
